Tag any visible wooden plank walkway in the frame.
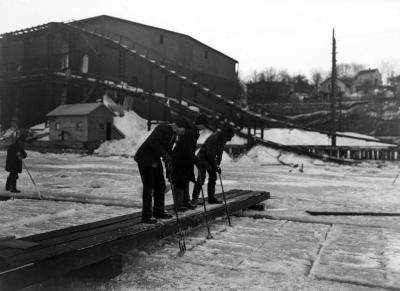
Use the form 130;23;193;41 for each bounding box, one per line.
0;189;269;290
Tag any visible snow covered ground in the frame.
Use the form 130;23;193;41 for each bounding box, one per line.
2;110;400;290
2;147;400;290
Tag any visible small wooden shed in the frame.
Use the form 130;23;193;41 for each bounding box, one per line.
46;103;115;142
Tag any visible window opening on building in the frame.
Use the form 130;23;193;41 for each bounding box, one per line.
204;50;208;59
60;54;69;71
160;34;164;44
81;54;89;74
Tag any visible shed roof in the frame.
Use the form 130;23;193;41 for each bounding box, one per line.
46;103;112;117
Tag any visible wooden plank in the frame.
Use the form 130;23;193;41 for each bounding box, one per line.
307;210;400;216
0;189;249;255
0;191;268;290
1;191;259;268
0;240;39;249
0;190;253;262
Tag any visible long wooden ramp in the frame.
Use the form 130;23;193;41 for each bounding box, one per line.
0;189;269;290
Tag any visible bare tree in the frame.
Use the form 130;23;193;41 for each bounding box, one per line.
311;71;322;90
249;70;259;83
379;59;399;85
277;69;291;84
337;62;366;78
262;67;277;81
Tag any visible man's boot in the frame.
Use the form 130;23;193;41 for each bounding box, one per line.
10;186;21;193
207;183;221;204
191;184;201;205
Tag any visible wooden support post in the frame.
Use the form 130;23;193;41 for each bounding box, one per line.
163;72;169;122
147;65;153;131
178;80;183;115
210;93;218;128
261;123;264;140
247;122;251;149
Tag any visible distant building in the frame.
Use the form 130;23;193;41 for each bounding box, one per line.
320;77;351;99
353;69;382;92
246;81;290;105
46;103;117;142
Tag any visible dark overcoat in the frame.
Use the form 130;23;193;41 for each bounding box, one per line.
134;124;175;167
171;126;199;187
5;141;27;173
197;131;225;171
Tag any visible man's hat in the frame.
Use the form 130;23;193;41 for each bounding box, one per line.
195;114;208;126
221;125;234;139
175;118;191;129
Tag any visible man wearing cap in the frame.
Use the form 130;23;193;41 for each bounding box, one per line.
5;136;27;193
192;125;234;204
134;120;187;223
171;114;208;211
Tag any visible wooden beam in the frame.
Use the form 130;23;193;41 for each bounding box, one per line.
0;190;268;290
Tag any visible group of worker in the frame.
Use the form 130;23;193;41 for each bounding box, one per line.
134;114;234;224
3;114;234;224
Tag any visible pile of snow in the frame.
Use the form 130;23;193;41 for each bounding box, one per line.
243;145;317;166
262;128;394;148
198;128;246;145
95;110;150;156
1;128;17;139
31;123;49;141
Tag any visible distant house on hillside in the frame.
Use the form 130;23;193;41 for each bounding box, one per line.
246;81;290;105
319;77;351;100
353;69;382;92
46;103;122;143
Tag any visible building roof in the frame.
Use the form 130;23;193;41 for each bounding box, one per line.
320;77;351;87
356;68;380;76
74;15;238;63
46;103;112;117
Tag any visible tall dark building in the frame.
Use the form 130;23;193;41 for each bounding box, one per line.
0;15;238;130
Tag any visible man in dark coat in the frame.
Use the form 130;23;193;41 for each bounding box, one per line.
134;121;186;223
5;136;27;193
192;125;234;204
171;115;208;211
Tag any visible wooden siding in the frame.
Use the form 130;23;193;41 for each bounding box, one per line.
49;116;88;142
87;107;114;142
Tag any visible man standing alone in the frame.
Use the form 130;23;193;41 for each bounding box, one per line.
5;136;27;193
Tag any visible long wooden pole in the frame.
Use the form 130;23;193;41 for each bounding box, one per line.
330;29;337;147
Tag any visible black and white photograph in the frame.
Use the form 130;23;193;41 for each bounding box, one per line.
1;0;400;290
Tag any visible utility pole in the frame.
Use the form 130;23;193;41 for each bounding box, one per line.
330;29;337;147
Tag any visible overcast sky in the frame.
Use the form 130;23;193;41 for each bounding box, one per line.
1;0;399;79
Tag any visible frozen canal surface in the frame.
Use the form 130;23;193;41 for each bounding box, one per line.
1;150;400;290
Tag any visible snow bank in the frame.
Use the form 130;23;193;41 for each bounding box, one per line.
243;145;317;166
245;145;280;164
198;128;246;145
95;110;151;156
1;128;17;139
263;128;393;147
